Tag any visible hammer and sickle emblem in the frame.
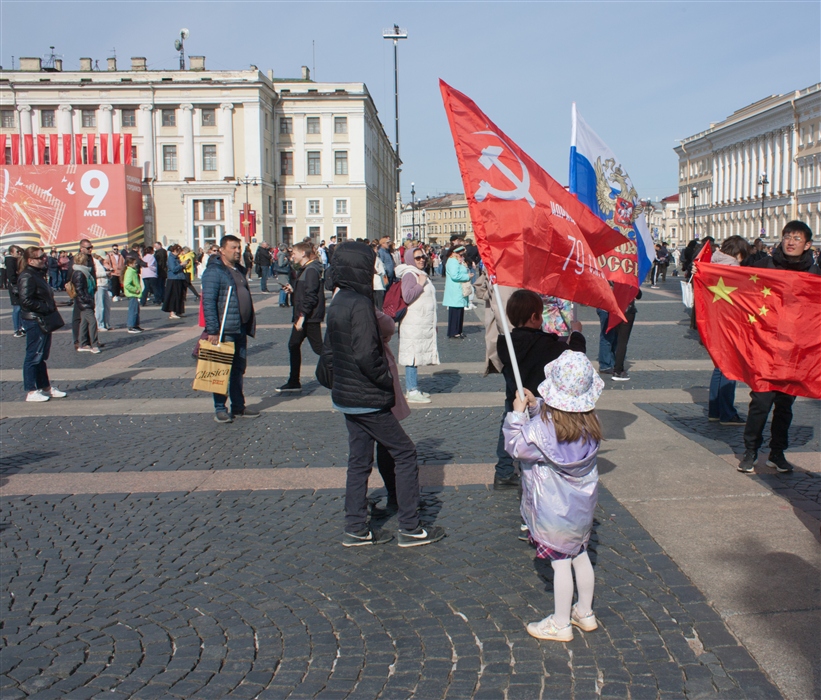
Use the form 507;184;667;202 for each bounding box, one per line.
473;131;536;208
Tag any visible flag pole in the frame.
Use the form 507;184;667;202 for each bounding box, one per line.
492;281;526;403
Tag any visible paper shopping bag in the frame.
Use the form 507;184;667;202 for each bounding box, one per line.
192;340;235;395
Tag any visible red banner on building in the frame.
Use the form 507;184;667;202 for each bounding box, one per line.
123;133;132;165
0;164;144;251
49;134;58;165
74;134;83;164
112;134;121;165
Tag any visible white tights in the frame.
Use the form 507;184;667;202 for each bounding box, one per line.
550;551;595;627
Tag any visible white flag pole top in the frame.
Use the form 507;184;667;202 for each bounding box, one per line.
218;286;232;345
492;281;526;404
570;102;577;148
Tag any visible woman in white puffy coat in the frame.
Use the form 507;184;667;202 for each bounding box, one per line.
395;247;440;403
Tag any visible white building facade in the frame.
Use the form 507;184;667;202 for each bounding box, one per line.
1;56;396;250
674;83;821;242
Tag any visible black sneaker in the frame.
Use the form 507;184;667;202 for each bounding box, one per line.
737;449;757;473
214;411;233;424
127;327;143;334
397;525;446;548
275;381;302;393
719;418;746;426
13;330;25;338
767;451;793;473
234;408;261;419
493;474;520;489
342;528;393;547
612;371;630;381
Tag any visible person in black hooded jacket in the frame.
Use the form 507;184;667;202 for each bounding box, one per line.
493;290;586;488
738;220;820;475
317;241;445;549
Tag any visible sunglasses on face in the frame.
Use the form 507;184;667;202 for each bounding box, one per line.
414;256;426;261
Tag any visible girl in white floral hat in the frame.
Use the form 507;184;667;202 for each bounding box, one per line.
503;350;604;642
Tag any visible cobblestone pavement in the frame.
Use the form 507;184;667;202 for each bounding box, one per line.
1;488;779;700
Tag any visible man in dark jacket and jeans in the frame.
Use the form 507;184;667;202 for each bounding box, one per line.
202;235;259;424
277;242;325;393
739;220;820;474
318;241;445;548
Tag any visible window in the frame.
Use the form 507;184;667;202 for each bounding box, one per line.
201;108;216;127
40;110;55;128
161;109;176;127
334;116;348;134
202;144;217;171
81;146;98;164
193;199;225;251
280;151;293;176
308;199;321;215
282;200;293;215
1;110;15;128
334;151;348;175
202;200;217;220
308;226;321;240
336;226;348;240
306;117;320;134
268;196;273;214
121;109;136;127
5;145;13;164
281;226;293;245
307;151;321;175
163;145;177;171
265;148;269;173
82;109;96;128
335;199;348;215
131;146;138;164
279;117;292;134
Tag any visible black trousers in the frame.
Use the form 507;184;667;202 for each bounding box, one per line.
743;390;796;453
288;322;323;384
613;309;636;374
447;307;465;337
376;443;397;506
71;302;82;344
374;290;385;310
344;410;420;532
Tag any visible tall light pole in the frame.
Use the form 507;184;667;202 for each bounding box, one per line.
758;173;769;237
236;175;260;242
691;186;698;240
383;24;407;243
411;182;416;242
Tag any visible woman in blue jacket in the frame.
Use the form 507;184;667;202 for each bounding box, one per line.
162;244;187;319
443;245;470;338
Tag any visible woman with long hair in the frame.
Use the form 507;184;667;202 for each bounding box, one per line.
162;244;187;319
17;246;67;402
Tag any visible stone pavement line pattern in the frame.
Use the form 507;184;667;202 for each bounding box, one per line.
1;488;781;699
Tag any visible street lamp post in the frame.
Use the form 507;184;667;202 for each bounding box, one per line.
236;175;260;242
691;186;698;239
382;24;407;244
758;173;769;237
411;182;416;242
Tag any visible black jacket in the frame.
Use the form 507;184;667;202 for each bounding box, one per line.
254;246;272;268
293;259;325;323
18;265;57;320
154;247;168;277
6;255;21;305
317;242;394;410
71;266;96;311
751;244;820;275
497;328;587;404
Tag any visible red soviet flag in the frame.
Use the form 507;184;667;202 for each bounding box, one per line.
694;262;821;399
440;80;626;323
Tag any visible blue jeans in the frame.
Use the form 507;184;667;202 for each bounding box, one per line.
494;398;515;479
127;297;140;328
22;318;52;392
259;267;270;292
95;286;111;329
213;333;247;414
278;288;288;305
48;269;60;289
405;365;418;392
12;305;21;332
597;308;617;370
709;367;741;422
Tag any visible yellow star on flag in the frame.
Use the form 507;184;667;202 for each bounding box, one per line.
759;305;769;316
748;314;757;324
749;274;760;283
761;287;772;297
707;277;737;305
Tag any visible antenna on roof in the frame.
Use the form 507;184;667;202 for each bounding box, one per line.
312;39;315;81
43;46;62;69
174;28;189;69
110;47;117;59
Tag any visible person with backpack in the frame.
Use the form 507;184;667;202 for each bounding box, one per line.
70;252;100;353
393;247;439;403
276;242;325;393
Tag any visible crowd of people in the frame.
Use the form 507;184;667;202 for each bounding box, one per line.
6;220;817;640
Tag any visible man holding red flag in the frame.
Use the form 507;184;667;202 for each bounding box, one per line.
439;80;626;326
694;221;820;475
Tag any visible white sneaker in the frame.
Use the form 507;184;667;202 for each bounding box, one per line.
169;313;180;319
47;387;67;398
111;296;119;302
77;346;93;352
526;615;573;642
90;346;101;354
406;389;432;403
570;604;598;632
26;390;50;403
98;326;110;332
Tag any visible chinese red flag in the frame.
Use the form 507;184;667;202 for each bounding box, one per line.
440;80;625;323
694;262;821;399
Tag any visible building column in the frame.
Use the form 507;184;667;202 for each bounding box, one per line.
100;104;114;163
765;134;774;197
139;104;155;178
17;104;32;135
219;103;235;180
730;148;737;201
721;150;728;203
773;130;783;195
751;139;759;202
180;103;195;180
782;129;790;194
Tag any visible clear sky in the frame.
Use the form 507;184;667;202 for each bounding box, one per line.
3;1;819;202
